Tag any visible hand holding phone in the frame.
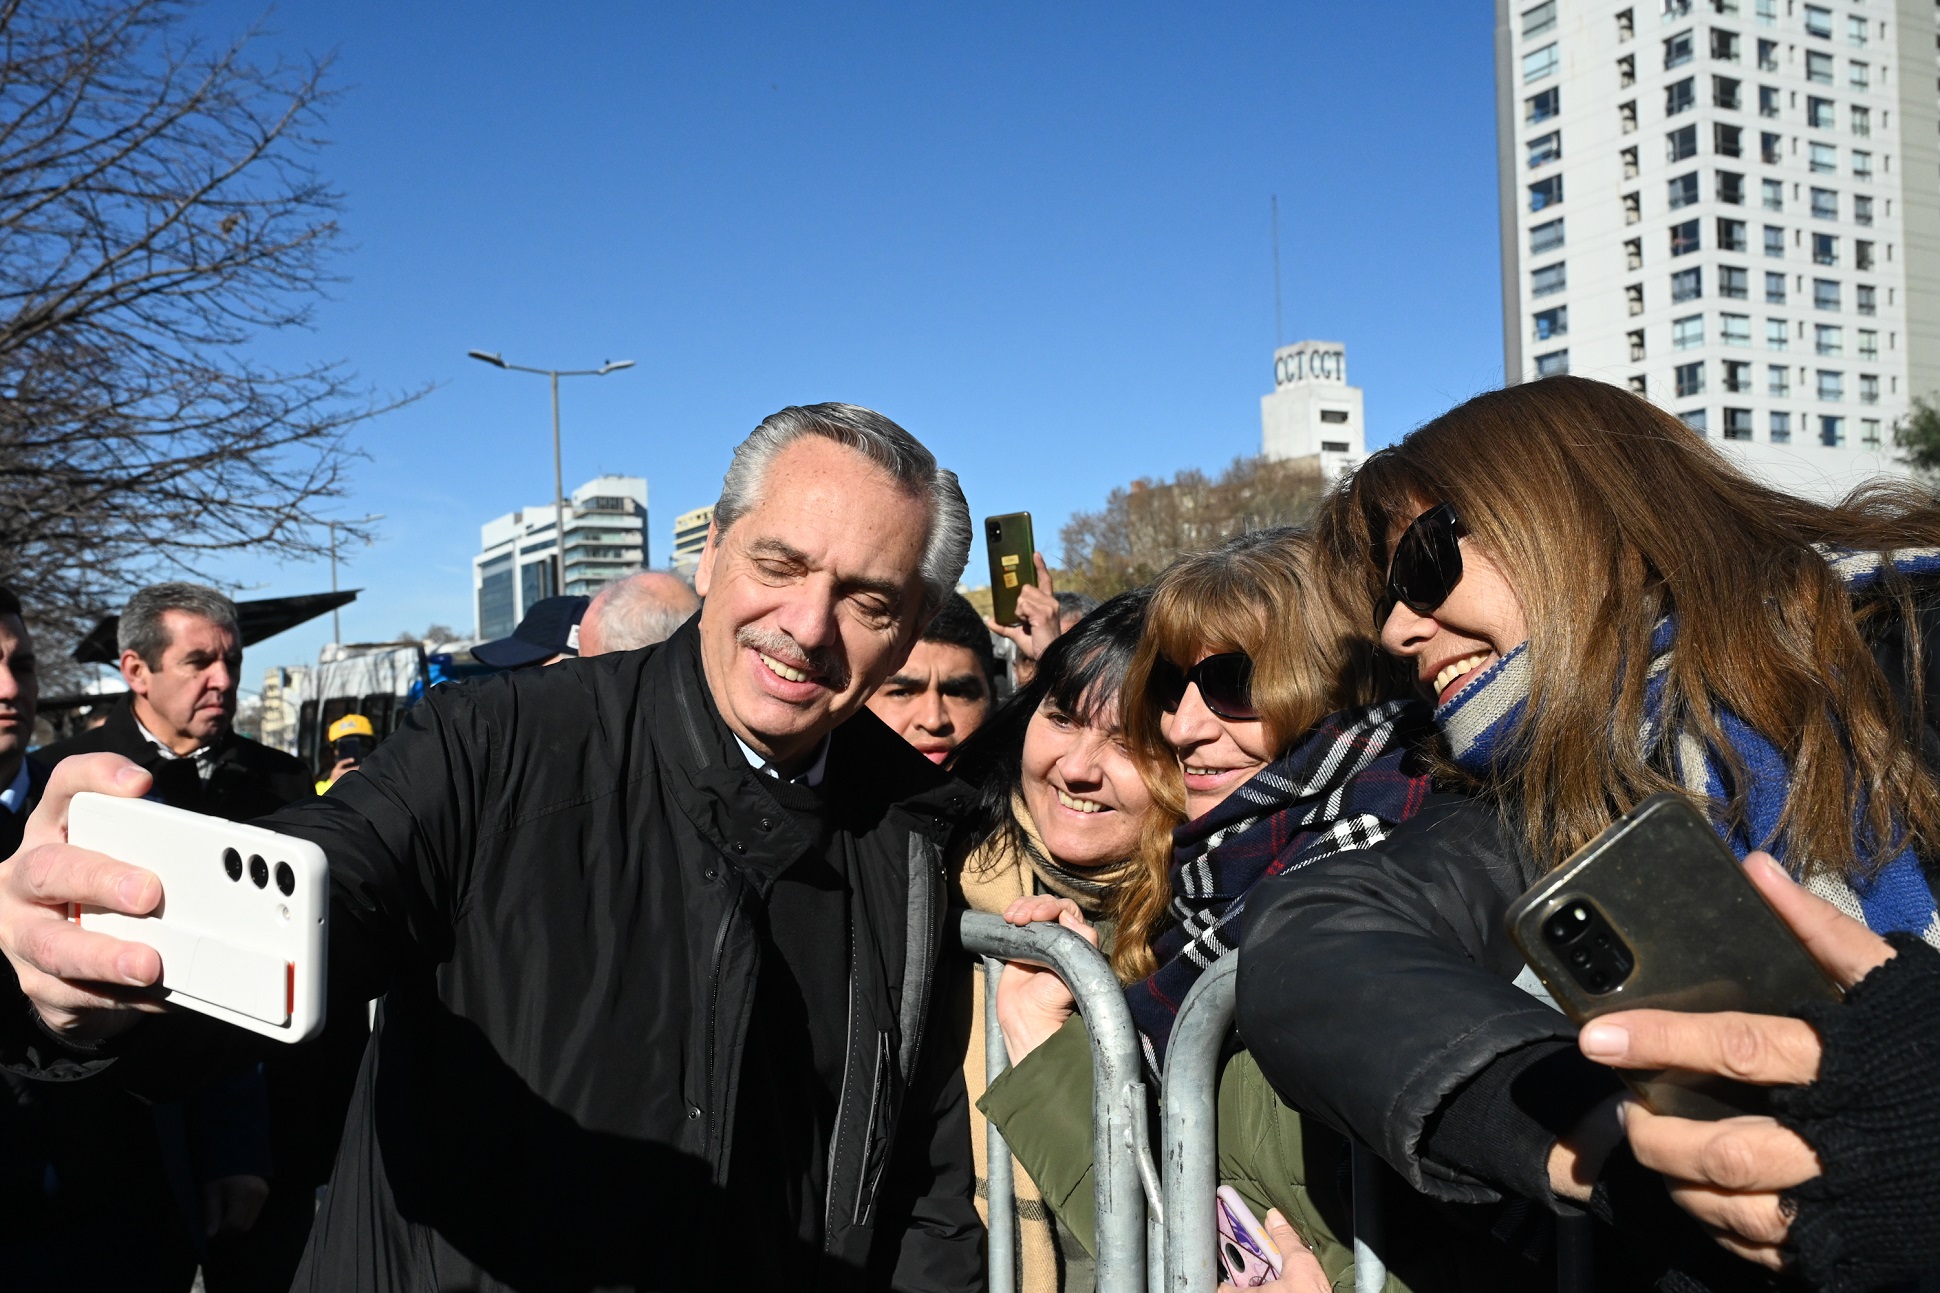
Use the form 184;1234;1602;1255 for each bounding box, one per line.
1215;1186;1282;1287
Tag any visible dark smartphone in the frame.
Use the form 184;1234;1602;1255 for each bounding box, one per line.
984;513;1035;626
1505;792;1842;1119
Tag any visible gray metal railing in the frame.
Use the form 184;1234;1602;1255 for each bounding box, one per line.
958;911;1151;1293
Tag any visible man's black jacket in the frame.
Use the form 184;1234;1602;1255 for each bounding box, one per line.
37;693;312;821
4;620;984;1292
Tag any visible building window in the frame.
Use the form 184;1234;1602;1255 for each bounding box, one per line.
1624;191;1643;223
1667;77;1696;115
1813;233;1839;265
1755;0;1776;21
1623;145;1641;177
1674;314;1706;349
1682;408;1710;433
1760;131;1782;164
1759;84;1781;118
1816;324;1844;354
1619;53;1637;86
1532;262;1568;296
1853;195;1873;226
1672;267;1705;301
1757;37;1779;70
1628;329;1647;360
1809;143;1837;173
1849;60;1869;90
1810;188;1838;220
1770;363;1792;394
1671;219;1702;255
1850;105;1870;138
1766;271;1788;303
1528;131;1562;168
1806;50;1834;84
1626;238;1644;269
1820;415;1845;447
1525;43;1560;82
1722;313;1752;346
1817;369;1844;401
1629;373;1649;394
1855;240;1874;271
1814;279;1841;310
1668;124;1699;161
1535;348;1570;377
1767;318;1789;349
1665;29;1695;68
1618;7;1636;38
1851;150;1872;180
1762;178;1784;211
1677;361;1708;396
1859;373;1879;404
1627;282;1646;314
1535;305;1569;340
1718;218;1748;252
1717;170;1745;204
1855;284;1875;315
1720;265;1749;298
1803;5;1832;39
1764;225;1786;257
1807;97;1835;130
1529;175;1564;211
1770;409;1791;442
1523;0;1558;37
1723;407;1755;439
1861;418;1881;448
1845;13;1866;47
1669;172;1700;207
1711;28;1740;61
1857;329;1877;359
1530;216;1566;254
1527;87;1561;123
1713;76;1741;110
1620;99;1639;132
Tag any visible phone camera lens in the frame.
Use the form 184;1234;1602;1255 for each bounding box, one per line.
1588;970;1610;991
1568;948;1590;966
274;862;295;896
248;854;268;889
222;848;243;882
1569;904;1589;924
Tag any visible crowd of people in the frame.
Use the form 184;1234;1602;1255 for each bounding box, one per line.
0;384;1934;1292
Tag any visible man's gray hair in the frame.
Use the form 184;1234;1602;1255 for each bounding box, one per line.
714;403;971;615
585;572;700;653
118;582;240;668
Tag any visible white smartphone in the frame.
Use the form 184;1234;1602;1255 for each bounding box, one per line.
66;793;329;1043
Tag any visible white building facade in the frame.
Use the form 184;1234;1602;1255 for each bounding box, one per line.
472;474;649;639
1260;340;1367;479
1495;0;1940;499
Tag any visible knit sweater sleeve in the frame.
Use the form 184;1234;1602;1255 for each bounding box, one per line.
1771;932;1940;1293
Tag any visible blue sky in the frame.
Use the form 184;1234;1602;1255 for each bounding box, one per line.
177;1;1508;682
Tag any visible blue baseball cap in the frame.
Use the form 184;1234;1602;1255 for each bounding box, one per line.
473;595;590;668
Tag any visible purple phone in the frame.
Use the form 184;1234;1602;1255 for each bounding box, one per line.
1215;1185;1283;1287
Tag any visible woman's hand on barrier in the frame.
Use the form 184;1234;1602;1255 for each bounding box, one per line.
994;896;1096;1063
1576;852;1896;1268
1216;1208;1330;1293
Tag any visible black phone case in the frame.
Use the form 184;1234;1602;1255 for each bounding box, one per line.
1505;793;1842;1119
984;513;1034;626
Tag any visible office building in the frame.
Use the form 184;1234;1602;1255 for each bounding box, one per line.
1261;340;1366;479
473;474;648;639
1495;0;1938;498
670;505;714;581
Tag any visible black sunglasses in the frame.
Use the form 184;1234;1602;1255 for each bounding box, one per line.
1150;653;1258;722
1384;502;1465;617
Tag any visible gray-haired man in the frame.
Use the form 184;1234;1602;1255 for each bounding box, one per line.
0;405;985;1293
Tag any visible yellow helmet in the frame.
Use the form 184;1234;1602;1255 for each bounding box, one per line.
327;713;375;742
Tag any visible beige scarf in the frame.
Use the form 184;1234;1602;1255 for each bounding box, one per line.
956;796;1122;1293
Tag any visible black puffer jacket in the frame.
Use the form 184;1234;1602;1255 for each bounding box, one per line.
2;619;983;1292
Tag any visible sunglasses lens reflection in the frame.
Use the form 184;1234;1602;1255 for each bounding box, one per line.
1197;654;1257;720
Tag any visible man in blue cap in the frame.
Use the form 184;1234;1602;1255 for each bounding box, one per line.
472;594;590;669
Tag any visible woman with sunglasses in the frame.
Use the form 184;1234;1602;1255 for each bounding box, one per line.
977;528;1436;1291
1239;376;1940;1291
947;590;1154;1293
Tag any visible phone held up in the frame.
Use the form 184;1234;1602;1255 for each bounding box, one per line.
984;512;1035;627
1506;791;1841;1120
67;793;330;1043
1215;1185;1283;1287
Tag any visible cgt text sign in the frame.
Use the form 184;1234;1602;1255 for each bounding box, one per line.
1273;344;1346;389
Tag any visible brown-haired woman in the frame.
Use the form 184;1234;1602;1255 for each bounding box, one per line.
979;527;1435;1291
1240;376;1940;1291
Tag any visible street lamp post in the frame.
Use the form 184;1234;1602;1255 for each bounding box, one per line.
467;350;635;594
323;513;385;643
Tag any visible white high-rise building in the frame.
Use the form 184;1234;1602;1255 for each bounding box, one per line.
1261;340;1367;480
472;474;649;639
1495;0;1938;499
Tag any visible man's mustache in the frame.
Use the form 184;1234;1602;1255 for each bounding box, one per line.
736;626;850;691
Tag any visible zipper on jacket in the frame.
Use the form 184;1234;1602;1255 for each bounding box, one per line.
702;871;744;1164
822;919;859;1244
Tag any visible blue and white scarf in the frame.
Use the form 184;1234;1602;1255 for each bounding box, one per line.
1439;548;1940;943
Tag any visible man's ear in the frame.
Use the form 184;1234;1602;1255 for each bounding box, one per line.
694;521;719;598
120;648;150;696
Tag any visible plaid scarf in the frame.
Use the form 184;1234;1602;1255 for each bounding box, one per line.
1125;699;1435;1071
1442;547;1940;942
